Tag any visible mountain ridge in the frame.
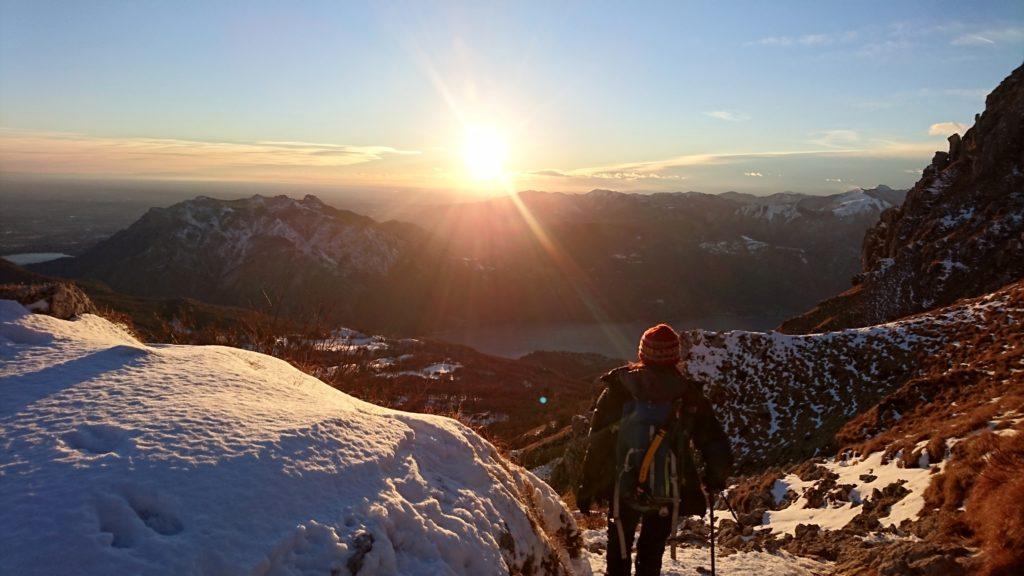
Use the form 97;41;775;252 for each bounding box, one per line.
781;62;1024;334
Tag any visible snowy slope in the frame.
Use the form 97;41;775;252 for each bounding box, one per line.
681;283;1021;468
0;301;587;576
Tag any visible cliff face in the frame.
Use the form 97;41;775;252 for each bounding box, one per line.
781;63;1024;334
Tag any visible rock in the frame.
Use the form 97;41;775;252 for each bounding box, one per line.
548;415;590;492
948;133;962;162
909;552;966;576
0;282;95;319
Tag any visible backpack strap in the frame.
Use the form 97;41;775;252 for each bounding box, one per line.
635;397;684;492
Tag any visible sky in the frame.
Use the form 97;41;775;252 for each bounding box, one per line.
1;0;1022;198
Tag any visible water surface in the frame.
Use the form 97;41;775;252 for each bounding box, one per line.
432;314;790;359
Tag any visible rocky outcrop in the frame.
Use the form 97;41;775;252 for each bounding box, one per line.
781;62;1024;334
0;282;95;319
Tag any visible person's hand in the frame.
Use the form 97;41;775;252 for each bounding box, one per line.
577;495;592;515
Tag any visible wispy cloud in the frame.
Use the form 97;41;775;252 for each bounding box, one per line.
744;171;763;177
751;22;1024;57
529;168;684;181
531;138;944;184
751;31;858;47
704;110;750;122
951;34;995;46
0;129;420;179
810;129;860;148
928;121;967;136
951;26;1024;46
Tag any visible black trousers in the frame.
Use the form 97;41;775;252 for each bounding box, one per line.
606;505;673;576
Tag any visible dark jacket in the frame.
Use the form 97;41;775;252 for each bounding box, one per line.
576;364;733;516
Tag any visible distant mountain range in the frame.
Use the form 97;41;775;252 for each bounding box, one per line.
32;186;905;333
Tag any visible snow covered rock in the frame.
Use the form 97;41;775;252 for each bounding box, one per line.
0;281;95;319
0;301;588;576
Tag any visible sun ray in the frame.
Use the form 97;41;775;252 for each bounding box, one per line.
501;177;633;356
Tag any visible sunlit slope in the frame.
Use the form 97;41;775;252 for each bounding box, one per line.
0;301;588;576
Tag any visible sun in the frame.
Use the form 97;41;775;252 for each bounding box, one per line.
462;125;507;181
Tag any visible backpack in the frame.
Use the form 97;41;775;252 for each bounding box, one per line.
614;397;683;512
609;367;692;560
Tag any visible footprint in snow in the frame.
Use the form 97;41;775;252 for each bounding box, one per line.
62;423;133;455
96;486;183;548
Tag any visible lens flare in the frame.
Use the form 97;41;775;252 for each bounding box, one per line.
462;125;507;180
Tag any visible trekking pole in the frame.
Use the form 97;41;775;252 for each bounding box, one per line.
723;490;742;525
709;492;716;576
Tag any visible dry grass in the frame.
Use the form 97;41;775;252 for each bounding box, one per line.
965;433;1024;575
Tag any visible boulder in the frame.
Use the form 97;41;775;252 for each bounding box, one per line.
0;282;95;319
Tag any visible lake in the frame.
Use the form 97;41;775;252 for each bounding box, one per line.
2;253;72;265
432;314;790;359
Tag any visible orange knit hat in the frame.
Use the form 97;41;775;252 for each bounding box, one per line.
638;323;681;366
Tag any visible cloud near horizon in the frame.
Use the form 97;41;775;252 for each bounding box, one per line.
0;128;421;181
928;122;967;136
704;110;750;122
520;134;949;194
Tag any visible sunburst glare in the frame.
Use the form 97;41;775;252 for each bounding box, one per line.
462;124;507;181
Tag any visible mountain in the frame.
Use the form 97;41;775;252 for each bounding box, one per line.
0;299;588;575
34;194;416;319
781;63;1024;334
33;185;903;335
363;185;905;332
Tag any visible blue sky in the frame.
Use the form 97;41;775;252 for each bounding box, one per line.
1;0;1022;196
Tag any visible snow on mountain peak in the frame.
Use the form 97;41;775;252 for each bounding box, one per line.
0;301;587;575
830;189;890;217
163;194;402;275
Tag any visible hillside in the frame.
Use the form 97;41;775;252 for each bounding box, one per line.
297;328;608;446
782;63;1024;334
692;279;1023;574
0;299;589;575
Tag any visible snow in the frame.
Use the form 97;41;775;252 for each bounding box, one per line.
390;361;462;380
736;202;800;223
831;189;889;217
169;195;401;278
698;236;804;260
0;301;587;575
582;530;830;575
762;451;942;536
770;474;814;506
315;328;389;353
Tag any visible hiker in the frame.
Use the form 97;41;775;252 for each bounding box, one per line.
576;324;733;576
